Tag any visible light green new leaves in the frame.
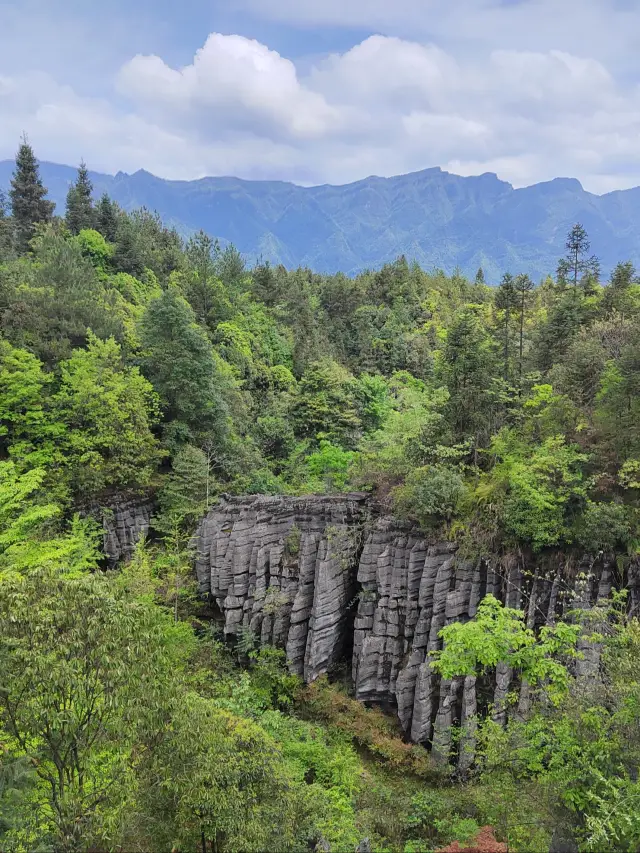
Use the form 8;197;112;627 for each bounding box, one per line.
431;595;580;702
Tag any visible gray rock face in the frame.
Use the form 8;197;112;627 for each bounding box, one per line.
193;494;638;764
90;498;154;565
193;494;369;682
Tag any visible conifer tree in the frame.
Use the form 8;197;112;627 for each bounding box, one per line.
475;267;486;285
65;160;94;235
556;223;599;291
96;193;119;242
9;136;54;253
495;272;518;381
514;273;535;383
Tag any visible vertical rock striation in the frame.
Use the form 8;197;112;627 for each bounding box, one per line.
193;494;369;682
192;494;640;759
92;497;154;565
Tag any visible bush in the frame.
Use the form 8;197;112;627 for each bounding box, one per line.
394;464;466;530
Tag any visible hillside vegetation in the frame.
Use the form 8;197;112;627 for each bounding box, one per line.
0;142;640;851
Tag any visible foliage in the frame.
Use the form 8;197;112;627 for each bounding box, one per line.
55;334;163;497
432;595;580;703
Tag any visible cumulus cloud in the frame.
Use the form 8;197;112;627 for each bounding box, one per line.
2;28;640;192
118;33;339;141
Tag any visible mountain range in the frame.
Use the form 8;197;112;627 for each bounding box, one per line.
1;159;639;281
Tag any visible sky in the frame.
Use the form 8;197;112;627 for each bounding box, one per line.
2;0;640;192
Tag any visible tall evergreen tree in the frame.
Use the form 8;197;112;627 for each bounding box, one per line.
514;273;535;383
475;267;486;285
95;193;119;242
65;161;94;235
9;137;54;253
495;272;518;381
556;223;599;291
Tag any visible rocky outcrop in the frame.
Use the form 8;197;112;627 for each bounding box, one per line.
88;498;154;565
193;494;637;762
193;494;369;682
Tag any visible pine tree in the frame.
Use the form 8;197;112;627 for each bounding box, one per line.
9;137;54;253
475;267;486;285
556;223;599;291
95;193;119;242
495;272;518;381
65;161;94;235
514;273;535;384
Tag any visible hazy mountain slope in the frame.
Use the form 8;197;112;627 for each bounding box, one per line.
1;159;638;280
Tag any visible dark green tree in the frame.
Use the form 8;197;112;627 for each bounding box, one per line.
95;193;119;242
514;273;535;383
441;308;498;444
113;214;145;277
556;223;599;290
603;261;638;317
474;267;486;285
185;230;221;325
139;287;230;450
64;161;94;235
9;137;54;253
292;359;361;447
494;272;518;381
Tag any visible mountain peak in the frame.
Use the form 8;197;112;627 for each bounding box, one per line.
0;159;636;280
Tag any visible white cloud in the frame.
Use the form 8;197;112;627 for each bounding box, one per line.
2;30;640;192
118;33;339;141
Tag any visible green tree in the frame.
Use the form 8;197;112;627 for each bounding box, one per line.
185;229;221;325
0;568;193;850
9;137;54;253
494;273;518;381
1;226;124;364
0;461;98;578
0;189;13;259
0;340;64;469
603;261;640;317
474;267;486;285
556;223;599;291
292;360;361;447
64;161;94;235
95;193;119;242
139;287;230;450
514;273;535;383
55;334;163;496
139;693;298;853
441;308;498;444
432;594;579;701
112;214;144;277
473;429;587;550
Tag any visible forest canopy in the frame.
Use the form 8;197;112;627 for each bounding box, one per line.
1;140;640;852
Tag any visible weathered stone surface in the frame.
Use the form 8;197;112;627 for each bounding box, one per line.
193;494;369;682
93;498;154;565
192;493;640;762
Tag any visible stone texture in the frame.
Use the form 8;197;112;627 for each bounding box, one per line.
193;494;369;682
91;497;154;565
192;494;640;764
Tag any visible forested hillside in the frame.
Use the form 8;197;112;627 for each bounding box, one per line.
1;142;640;852
3;157;640;281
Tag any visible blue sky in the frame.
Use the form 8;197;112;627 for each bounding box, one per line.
2;0;640;191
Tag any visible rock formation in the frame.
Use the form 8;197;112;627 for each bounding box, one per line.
191;494;636;763
89;497;154;565
193;494;369;682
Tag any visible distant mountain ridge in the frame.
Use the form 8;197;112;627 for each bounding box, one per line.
1;159;639;281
